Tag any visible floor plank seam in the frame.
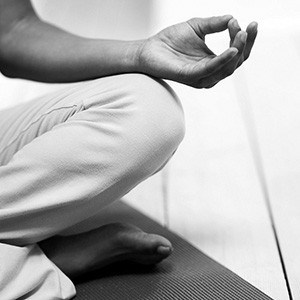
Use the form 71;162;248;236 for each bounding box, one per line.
271;223;294;300
234;73;294;300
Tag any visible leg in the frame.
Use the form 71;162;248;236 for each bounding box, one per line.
0;74;185;245
0;242;75;299
0;74;185;297
37;74;185;278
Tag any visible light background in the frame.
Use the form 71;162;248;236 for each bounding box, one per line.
0;1;300;299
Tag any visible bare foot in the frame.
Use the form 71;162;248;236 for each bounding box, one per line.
39;223;173;278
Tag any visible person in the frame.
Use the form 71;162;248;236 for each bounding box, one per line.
0;0;258;299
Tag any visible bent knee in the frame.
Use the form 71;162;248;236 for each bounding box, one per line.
79;73;185;175
123;74;186;173
90;73;185;150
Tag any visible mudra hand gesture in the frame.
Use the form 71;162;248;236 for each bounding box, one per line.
137;15;258;88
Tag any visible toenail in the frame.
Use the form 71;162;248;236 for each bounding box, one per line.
157;246;172;255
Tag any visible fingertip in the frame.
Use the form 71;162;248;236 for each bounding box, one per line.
231;18;241;30
223;14;234;21
229;47;239;56
247;21;258;32
218;47;238;65
246;24;258;41
228;18;236;26
251;21;258;28
239;31;248;43
253;22;258;33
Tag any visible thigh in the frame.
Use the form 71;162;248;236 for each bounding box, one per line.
0;74;173;165
0;74;184;245
0;82;87;166
0;73;184;166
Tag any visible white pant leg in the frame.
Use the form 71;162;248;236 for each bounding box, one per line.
0;243;75;300
0;74;185;299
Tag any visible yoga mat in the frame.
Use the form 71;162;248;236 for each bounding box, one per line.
74;201;273;300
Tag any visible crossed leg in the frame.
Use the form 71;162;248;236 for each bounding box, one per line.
0;74;185;298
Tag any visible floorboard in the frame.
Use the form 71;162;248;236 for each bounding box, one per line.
166;80;289;300
238;24;300;299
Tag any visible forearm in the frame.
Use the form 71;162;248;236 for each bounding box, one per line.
0;15;144;83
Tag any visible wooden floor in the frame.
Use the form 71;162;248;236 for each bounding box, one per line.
125;23;300;300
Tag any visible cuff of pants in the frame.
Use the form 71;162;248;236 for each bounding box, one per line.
0;242;76;300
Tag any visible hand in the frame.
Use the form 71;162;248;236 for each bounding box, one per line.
137;15;258;88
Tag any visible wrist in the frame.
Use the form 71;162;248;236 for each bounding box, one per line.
124;39;146;73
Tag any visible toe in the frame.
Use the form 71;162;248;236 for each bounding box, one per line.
111;222;173;264
146;233;173;254
157;245;173;256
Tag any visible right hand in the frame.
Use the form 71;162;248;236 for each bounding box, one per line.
137;15;258;88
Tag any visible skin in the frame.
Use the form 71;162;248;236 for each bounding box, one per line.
138;16;257;88
0;0;258;278
0;0;258;87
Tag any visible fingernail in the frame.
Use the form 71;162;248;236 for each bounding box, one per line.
229;18;237;26
241;32;248;43
224;14;233;20
233;19;240;29
231;47;238;56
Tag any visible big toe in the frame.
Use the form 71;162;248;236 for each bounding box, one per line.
116;224;173;264
143;233;173;256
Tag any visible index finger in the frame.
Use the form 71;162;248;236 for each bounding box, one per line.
191;15;233;36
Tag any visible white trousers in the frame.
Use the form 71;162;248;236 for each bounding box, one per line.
0;74;185;299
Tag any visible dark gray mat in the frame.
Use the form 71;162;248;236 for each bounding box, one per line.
74;201;273;300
